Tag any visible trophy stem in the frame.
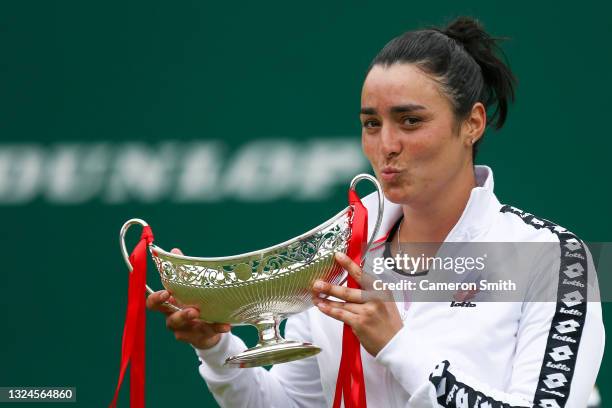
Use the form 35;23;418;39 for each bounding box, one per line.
224;313;321;368
255;315;284;347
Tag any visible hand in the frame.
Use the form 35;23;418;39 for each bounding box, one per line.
311;252;403;357
146;248;231;350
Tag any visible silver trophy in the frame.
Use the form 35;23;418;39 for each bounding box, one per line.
120;174;383;368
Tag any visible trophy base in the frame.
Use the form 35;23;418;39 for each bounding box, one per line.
224;341;321;368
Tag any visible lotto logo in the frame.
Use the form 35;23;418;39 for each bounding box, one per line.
538;399;561;408
564;239;581;252
555;320;580;334
561;290;584;307
563;263;584;279
549;345;574;362
543;373;568;389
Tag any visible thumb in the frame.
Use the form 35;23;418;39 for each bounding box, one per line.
171;248;184;255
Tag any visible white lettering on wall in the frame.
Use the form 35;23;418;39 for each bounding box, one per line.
0;139;367;204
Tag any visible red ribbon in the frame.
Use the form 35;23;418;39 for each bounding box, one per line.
333;189;368;408
110;226;154;408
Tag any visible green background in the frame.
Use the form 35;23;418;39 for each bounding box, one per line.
1;1;610;407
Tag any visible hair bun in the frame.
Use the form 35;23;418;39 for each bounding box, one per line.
442;16;516;130
443;17;494;55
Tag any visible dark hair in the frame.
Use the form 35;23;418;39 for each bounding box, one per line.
368;16;517;157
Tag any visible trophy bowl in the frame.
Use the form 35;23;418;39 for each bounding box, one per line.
120;174;383;368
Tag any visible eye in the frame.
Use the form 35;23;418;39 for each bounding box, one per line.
402;116;422;126
362;119;381;129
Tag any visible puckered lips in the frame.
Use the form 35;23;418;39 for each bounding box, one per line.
380;165;401;182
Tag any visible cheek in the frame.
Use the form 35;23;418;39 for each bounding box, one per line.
408;116;460;160
403;131;443;162
405;137;433;159
361;133;376;162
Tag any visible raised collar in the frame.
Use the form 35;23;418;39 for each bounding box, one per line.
361;165;500;245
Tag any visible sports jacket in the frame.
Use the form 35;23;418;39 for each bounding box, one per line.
193;165;604;408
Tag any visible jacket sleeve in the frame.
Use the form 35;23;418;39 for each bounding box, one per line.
194;310;326;408
375;239;605;408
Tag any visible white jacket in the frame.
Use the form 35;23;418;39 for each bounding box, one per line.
193;166;604;408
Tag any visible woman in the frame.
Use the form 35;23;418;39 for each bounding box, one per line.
147;17;604;407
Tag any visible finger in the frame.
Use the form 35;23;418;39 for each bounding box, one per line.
166;307;200;331
454;288;479;302
315;299;359;327
171;248;184;255
334;252;363;284
189;320;231;336
146;291;181;316
173;324;213;343
312;280;364;303
146;290;171;311
312;296;361;314
356;270;378;292
210;323;232;333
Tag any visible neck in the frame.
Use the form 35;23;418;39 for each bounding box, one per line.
399;165;476;243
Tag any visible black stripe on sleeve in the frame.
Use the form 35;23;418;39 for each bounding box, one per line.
500;205;588;408
429;360;525;407
428;205;588;408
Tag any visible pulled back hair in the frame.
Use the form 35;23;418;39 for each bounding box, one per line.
368;17;517;157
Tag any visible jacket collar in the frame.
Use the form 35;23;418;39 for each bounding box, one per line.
361;165;499;245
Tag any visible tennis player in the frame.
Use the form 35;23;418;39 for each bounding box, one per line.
147;16;604;407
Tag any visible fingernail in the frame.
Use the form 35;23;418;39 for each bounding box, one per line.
314;281;325;290
160;291;170;300
335;252;347;260
188;310;199;319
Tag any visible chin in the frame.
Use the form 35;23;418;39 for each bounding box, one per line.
381;183;412;205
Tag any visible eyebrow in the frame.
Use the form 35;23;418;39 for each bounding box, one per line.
360;104;427;115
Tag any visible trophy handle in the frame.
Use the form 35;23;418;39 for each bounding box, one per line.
120;218;182;312
349;173;384;254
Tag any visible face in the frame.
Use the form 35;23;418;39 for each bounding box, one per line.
361;63;476;206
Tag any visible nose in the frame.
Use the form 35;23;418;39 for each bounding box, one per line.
380;124;402;158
